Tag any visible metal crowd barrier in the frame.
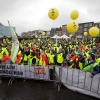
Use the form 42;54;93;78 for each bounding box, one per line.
57;67;100;94
0;64;100;98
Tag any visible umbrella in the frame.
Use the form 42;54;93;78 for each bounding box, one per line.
51;35;61;46
61;34;69;39
51;35;61;39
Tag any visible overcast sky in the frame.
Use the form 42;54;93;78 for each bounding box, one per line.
0;0;100;35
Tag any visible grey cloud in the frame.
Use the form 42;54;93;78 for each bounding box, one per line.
87;7;100;16
87;7;100;22
0;0;100;35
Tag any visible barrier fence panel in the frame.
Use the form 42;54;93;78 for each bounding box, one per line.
55;65;60;81
72;69;79;87
91;74;100;93
55;66;100;99
98;77;100;94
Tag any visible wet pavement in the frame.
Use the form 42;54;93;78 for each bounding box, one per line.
0;78;99;100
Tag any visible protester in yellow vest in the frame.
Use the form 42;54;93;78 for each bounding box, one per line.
0;48;3;63
29;52;36;66
84;54;99;78
39;51;46;66
78;53;85;70
23;47;31;65
69;52;76;68
57;49;64;66
49;50;55;64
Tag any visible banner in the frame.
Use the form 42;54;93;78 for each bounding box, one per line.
8;21;19;63
0;64;50;80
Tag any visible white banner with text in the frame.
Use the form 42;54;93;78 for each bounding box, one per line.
0;64;50;80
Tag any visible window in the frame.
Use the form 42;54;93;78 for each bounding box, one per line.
62;31;66;34
77;29;80;33
78;29;83;33
84;24;88;27
79;25;83;28
89;23;93;27
95;24;98;27
84;28;88;32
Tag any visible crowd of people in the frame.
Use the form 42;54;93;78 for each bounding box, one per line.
0;37;100;77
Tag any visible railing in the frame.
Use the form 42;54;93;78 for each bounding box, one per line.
0;64;100;98
56;67;100;93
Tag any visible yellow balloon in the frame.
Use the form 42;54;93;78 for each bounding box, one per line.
35;35;38;38
89;27;99;37
84;32;88;36
38;39;40;42
48;8;59;20
42;32;45;36
67;21;79;33
70;10;79;20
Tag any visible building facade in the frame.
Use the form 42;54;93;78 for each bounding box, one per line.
0;23;16;37
21;30;50;38
94;22;100;28
50;27;62;36
22;22;100;39
62;22;94;39
76;22;94;39
62;25;70;36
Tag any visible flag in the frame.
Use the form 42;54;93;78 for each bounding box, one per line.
8;21;19;63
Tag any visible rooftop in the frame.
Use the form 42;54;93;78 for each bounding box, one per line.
0;22;4;26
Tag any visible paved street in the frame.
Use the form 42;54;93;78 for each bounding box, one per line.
0;78;99;100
